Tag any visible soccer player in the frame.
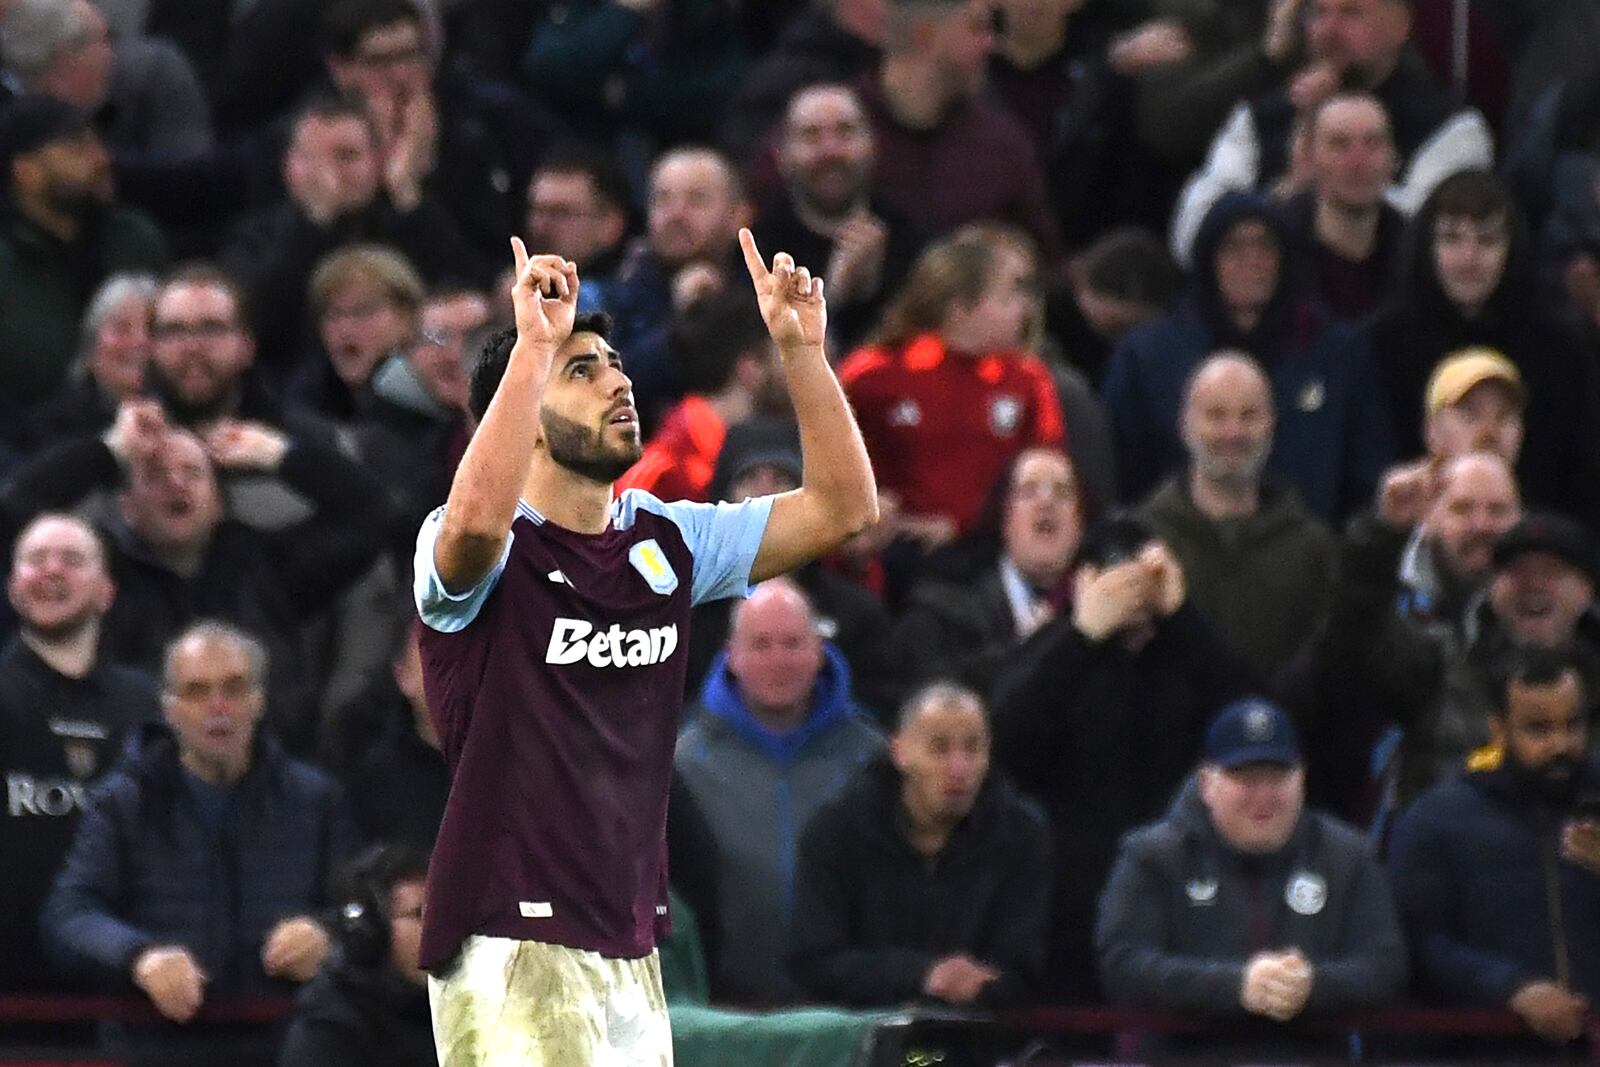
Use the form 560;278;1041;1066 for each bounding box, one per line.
412;229;877;1065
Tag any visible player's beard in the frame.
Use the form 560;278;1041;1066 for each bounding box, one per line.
542;408;641;484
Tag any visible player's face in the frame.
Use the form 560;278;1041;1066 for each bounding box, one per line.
7;516;113;639
892;696;990;823
162;635;265;775
1200;762;1304;854
540;331;640;484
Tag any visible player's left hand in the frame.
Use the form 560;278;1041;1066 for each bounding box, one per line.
261;916;331;983
740;228;826;351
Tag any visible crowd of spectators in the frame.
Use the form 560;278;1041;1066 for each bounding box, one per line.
1;0;1599;1064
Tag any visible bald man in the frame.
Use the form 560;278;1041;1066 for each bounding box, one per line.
675;578;883;1004
1139;352;1337;677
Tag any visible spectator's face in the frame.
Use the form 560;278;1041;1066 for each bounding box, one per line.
387;878;427;985
1424;457;1521;582
930;0;996;99
1432;213;1509;315
151;282;254;409
14;128;114;213
1491;553;1596;649
410;292;489;412
1306;0;1409;74
648;153;746;270
1423;380;1524;464
726;585;825;719
1002;448;1081;580
319;281;413;388
526;172;626;268
7;516;113;639
1074;284;1156;342
288;115;381;212
1493;671;1588;786
162;633;264;775
778;86;876;218
538;330;641;483
1199;762;1305;854
330;17;431;106
89;291;152;401
892;694;990;823
47;0;114;109
1181;356;1275;488
1213;220;1280;315
120;431;223;551
1308;98;1396;210
944;242;1035;352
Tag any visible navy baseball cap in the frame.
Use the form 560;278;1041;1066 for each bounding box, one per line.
0;94;91;174
1492;512;1600;586
1203;698;1302;769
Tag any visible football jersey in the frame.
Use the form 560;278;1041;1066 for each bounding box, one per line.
413;490;770;968
839;332;1065;534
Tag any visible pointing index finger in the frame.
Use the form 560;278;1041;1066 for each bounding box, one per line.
511;236;530;275
739;227;769;283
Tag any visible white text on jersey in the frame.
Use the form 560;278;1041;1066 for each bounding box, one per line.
545;619;679;668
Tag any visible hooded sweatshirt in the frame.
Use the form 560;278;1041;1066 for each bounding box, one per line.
1104;193;1393;520
674;644;883;1004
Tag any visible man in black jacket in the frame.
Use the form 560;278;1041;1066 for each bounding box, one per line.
0;513;156;993
790;682;1051;1007
2;399;390;751
278;843;436;1067
1096;698;1406;1057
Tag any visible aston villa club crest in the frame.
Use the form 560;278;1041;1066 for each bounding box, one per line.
989;395;1023;436
1286;871;1327;915
630;540;678;595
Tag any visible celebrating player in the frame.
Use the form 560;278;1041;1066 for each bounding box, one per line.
412;229;877;1065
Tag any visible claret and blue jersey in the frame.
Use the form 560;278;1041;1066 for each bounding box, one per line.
412;488;772;971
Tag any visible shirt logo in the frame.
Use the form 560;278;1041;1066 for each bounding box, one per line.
1286;871;1327;915
1185;878;1219;905
1297;380;1326;412
545;618;679;668
629;540;678;595
989;394;1023;436
890;399;921;427
519;901;553;919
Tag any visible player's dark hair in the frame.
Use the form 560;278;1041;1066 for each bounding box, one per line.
671;290;769;395
468;311;613;423
319;0;423;58
1487;647;1588;719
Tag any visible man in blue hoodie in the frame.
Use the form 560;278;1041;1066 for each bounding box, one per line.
674;577;883;1005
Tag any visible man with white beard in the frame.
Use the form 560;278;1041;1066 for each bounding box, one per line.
1139;351;1337;679
0;513;155;993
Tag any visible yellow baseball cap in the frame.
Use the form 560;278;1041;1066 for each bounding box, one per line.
1425;348;1525;414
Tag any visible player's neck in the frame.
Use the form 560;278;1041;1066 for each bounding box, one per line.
522;460;615;534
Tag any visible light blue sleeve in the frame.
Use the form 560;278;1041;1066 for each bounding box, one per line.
412;506;514;632
623;490;775;605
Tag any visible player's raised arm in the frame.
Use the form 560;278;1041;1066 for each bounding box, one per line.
740;228;879;582
434;239;579;592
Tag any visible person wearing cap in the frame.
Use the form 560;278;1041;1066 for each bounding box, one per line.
1422;347;1525;467
615;290;789;504
0;92;166;422
1096;697;1406;1056
990;513;1256;999
1369;169;1600;529
1388;646;1600;1055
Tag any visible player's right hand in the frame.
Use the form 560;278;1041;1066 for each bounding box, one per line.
132;945;207;1023
508;237;579;347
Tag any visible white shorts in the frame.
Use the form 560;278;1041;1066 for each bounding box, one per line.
428;935;672;1067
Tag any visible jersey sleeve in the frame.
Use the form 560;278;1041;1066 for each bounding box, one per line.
412;506;514;632
624;490;774;605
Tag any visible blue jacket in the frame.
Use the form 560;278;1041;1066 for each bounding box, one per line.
41;723;358;997
1388;764;1600;1006
1103;193;1393;521
675;644;884;1003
